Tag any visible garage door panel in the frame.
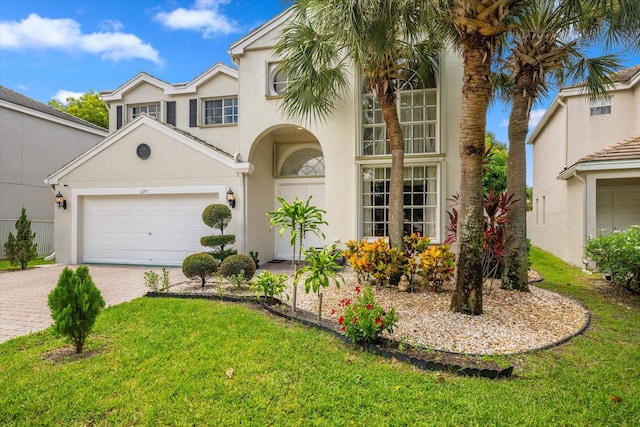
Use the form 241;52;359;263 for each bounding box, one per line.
83;194;215;266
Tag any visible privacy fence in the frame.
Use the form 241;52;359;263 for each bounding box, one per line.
0;220;54;259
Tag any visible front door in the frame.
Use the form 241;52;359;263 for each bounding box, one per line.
274;179;325;260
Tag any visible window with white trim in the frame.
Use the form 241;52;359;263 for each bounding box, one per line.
362;86;437;156
267;63;290;96
279;148;325;177
130;103;160;120
590;96;612;116
204;97;238;125
361;165;439;240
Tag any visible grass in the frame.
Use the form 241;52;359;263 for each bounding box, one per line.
1;248;639;425
0;257;55;270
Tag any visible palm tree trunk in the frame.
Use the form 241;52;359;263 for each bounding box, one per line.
501;75;531;292
380;90;405;250
450;37;493;315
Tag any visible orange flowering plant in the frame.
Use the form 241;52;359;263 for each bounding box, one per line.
343;238;405;286
418;244;455;292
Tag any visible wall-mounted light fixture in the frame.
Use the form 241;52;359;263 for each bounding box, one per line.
55;191;67;210
226;189;236;208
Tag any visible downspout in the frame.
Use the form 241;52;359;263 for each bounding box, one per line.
573;171;588;263
557;96;568;169
241;173;248;254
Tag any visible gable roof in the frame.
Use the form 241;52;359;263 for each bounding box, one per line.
0;85;108;135
100;62;238;102
557;135;640;180
528;64;640;145
228;7;293;59
45;114;253;184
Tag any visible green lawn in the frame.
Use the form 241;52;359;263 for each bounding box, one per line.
1;248;638;426
0;258;55;271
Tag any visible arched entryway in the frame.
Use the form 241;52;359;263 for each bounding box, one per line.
247;126;326;262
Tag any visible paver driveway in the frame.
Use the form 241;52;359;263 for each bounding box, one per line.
0;264;187;343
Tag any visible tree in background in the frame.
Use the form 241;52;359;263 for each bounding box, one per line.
483;132;508;195
276;0;441;250
4;207;37;270
49;90;108;129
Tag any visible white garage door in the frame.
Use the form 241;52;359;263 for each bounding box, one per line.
83;194;214;266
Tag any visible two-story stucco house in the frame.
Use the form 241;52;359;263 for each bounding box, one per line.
527;64;640;267
45;9;464;267
0;86;107;257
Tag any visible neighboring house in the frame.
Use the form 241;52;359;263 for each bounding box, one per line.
46;9;464;267
0;86;107;257
527;65;640;267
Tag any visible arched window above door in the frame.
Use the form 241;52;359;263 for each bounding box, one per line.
279;148;325;177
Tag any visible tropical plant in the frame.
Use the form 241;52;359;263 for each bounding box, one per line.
3;207;38;270
275;0;441;250
251;271;289;302
200;204;237;261
402;233;432;291
343;238;406;287
585;225;640;292
182;253;218;287
249;251;260;269
495;0;628;292
483;132;508;195
295;245;344;320
47;266;105;353
418;244;456;292
339;286;399;344
220;254;257;283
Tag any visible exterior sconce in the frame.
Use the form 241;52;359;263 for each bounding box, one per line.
55;191;67;210
226;189;236;208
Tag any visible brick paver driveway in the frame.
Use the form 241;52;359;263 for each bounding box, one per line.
0;264;187;343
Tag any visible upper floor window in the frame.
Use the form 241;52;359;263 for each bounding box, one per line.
362;80;438;156
268;63;290;96
590;96;612;116
204;97;238;125
130;103;160;120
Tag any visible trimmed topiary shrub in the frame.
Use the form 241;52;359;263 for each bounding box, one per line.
48;266;105;353
182;253;218;287
220;254;256;282
200;204;236;260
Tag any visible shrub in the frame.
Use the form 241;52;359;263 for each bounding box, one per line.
161;268;171;292
343;238;406;286
47;266;105;353
182;253;218;287
418;244;456;292
4;207;38;270
220;254;256;282
339;286;398;344
201;204;236;259
144;270;160;291
585;226;640;292
251;271;289;301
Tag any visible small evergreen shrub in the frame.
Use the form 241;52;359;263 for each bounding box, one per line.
585;226;640;292
220;254;256;282
47;266;105;353
144;270;160;291
4;207;38;270
182;253;218;287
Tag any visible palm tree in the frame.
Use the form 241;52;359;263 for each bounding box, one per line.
498;0;638;291
275;0;441;250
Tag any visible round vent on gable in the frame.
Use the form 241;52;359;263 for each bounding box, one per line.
136;143;151;160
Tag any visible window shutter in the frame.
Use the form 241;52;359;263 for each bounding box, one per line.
166;101;176;126
116;105;123;129
189;99;197;127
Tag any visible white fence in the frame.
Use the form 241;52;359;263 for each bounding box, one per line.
0;220;54;259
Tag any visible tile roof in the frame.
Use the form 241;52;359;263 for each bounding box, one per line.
0;85;107;132
613;64;640;84
577;135;640;163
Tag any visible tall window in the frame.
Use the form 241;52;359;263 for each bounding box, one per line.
130;104;160;120
204;97;238;125
362;86;437;156
590;96;612;116
361;165;438;239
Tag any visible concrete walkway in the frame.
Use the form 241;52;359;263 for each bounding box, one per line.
0;264;187;344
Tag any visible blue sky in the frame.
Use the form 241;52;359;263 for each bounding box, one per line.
1;0;639;186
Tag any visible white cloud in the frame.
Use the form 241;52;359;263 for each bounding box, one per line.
154;0;238;38
0;13;162;64
99;19;124;32
498;108;547;129
52;90;84;104
17;84;28;91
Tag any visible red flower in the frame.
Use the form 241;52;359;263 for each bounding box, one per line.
330;309;336;315
345;299;351;306
353;316;358;324
375;317;385;328
355;286;361;294
340;326;346;331
338;316;344;325
365;304;374;310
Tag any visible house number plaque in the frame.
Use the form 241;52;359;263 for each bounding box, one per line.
136;143;151;159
